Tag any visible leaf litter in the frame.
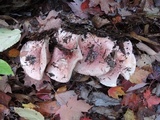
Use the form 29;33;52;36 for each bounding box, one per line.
0;0;160;119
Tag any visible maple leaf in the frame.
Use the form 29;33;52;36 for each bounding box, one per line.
108;86;125;99
143;89;160;108
55;96;92;120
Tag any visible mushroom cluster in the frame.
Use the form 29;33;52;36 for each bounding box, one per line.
20;29;136;87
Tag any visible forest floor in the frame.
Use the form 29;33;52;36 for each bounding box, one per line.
0;0;160;120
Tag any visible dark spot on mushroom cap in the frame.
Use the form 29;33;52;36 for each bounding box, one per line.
25;55;36;65
85;44;98;63
48;73;55;77
62;35;72;44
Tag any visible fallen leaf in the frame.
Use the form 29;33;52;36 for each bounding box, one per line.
81;0;89;11
92;15;110;28
67;0;89;19
0;59;14;76
136;54;153;69
14;107;44;120
0;28;21;52
127;83;148;92
0;19;9;27
0;76;12;93
36;101;60;116
144;115;156;120
37;10;62;32
129;67;150;83
89;92;120;106
108;86;125;99
118;8;132;17
143;89;160;108
8;48;20;57
89;0;119;15
121;80;135;92
148;61;160;81
0;104;9;120
121;93;141;110
24;75;51;91
124;109;136;120
0;91;11;106
22;103;36;109
56;96;92;120
57;86;67;93
91;106;118;118
55;90;76;105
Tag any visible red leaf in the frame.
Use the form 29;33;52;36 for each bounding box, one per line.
121;93;141;110
81;0;89;11
143;89;160;108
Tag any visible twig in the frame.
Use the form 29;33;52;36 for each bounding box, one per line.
129;32;160;46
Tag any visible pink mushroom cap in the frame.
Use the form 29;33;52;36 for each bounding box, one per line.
74;33;115;76
20;40;50;80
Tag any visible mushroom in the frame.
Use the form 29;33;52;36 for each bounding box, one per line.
74;33;115;76
20;39;50;80
97;41;136;87
46;30;83;83
56;28;80;50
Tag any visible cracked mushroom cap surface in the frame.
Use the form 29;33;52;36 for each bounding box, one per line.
98;41;136;87
20;40;50;80
74;33;115;76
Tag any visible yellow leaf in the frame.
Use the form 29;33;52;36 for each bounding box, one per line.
108;86;125;99
124;109;136;120
57;85;67;93
22;103;36;109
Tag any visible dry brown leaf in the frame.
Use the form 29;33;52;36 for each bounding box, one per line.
129;67;150;84
0;91;11;106
0;76;11;93
36;101;60;116
8;48;20;57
